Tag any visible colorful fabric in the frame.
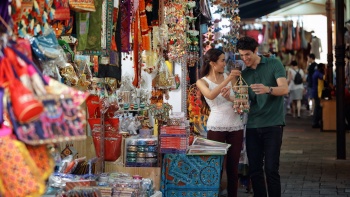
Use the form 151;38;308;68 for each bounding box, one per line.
120;0;131;52
26;145;55;180
0;136;45;197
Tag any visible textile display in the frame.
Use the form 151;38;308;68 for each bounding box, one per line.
120;0;131;52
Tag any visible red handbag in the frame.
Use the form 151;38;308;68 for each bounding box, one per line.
92;130;122;161
1;58;44;123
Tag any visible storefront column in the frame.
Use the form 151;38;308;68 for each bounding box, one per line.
326;0;333;84
335;0;346;160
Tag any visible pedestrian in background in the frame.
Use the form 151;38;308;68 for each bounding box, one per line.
311;63;326;128
287;60;305;118
306;53;317;115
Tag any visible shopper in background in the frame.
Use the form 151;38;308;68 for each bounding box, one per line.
287;60;305;118
196;48;244;197
306;53;317;115
311;63;326;128
236;36;289;197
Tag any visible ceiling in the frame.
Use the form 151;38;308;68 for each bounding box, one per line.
238;0;333;19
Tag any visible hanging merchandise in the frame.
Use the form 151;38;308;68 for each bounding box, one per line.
69;0;96;12
187;84;208;137
1;46;88;145
155;58;175;89
164;0;187;62
1;57;44;123
76;12;90;51
92;127;122;161
0;135;46;197
120;0;132;52
85;0;102;51
232;75;250;121
11;0;54;37
52;0;70;20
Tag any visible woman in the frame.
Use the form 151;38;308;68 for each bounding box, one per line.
288;60;305;118
196;48;244;197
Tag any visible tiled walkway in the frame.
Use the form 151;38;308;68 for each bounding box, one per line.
236;109;350;197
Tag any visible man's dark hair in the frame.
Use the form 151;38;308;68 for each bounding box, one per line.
236;36;259;52
308;53;315;60
291;60;298;66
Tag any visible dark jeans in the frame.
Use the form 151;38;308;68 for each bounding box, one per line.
313;97;322;126
246;126;283;197
207;130;243;197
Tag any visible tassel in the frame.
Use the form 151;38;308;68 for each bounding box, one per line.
33;0;40;14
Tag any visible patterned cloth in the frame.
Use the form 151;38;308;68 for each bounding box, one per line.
120;0;131;52
0;136;45;197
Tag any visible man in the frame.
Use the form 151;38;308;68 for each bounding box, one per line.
306;53;317;115
311;63;326;128
237;36;289;197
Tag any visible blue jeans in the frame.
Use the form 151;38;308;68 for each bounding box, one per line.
246;126;283;197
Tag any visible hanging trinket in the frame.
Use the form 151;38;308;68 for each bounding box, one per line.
232;74;250;117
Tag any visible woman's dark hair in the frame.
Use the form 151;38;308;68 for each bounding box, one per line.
199;48;224;115
200;48;224;78
236;36;259;52
318;63;326;74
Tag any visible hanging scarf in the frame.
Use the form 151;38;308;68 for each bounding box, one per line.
293;21;301;50
132;9;140;87
140;0;150;50
285;21;293;50
0;0;10;32
120;0;131;52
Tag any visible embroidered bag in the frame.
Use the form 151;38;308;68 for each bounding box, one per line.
0;58;44;123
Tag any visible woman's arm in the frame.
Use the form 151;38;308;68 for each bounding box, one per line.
196;70;239;100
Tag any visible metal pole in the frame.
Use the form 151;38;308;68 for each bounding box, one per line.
326;0;333;84
335;0;346;159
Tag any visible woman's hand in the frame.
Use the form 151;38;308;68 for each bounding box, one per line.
228;69;241;80
221;86;232;101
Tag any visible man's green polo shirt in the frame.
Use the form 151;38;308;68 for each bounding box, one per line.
241;56;287;128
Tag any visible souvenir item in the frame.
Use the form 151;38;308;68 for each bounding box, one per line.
76;13;90;51
53;0;70;20
92;130;122;161
232;75;250;121
85;0;102;51
0;58;44;123
8;94;87;145
0;136;46;197
26;144;55;180
69;0;96;12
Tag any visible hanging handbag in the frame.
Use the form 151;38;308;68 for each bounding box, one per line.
92;129;122;161
53;0;71;20
5;49;87;145
0;58;44;123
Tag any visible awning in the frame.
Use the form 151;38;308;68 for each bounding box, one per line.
239;0;331;19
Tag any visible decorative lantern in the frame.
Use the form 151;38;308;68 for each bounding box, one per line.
232;75;250;116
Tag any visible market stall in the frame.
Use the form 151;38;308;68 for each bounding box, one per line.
0;0;238;196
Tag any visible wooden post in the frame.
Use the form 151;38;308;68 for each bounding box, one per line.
335;0;346;159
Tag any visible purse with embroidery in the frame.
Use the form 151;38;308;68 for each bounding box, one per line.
5;48;87;145
8;94;86;145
